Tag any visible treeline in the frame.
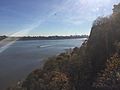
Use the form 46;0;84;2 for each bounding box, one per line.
18;35;88;40
8;3;120;90
0;35;7;41
0;35;88;41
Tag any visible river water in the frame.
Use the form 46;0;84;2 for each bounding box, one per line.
0;38;85;90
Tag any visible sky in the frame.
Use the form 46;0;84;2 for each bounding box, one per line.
0;0;120;36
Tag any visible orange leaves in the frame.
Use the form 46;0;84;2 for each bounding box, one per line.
94;53;120;89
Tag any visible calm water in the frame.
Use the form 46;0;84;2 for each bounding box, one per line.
0;38;85;90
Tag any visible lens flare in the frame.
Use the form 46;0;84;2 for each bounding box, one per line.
0;0;70;53
0;37;19;53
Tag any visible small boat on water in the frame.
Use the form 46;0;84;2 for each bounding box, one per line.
37;45;53;48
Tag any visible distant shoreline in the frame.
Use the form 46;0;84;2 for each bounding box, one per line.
18;37;87;41
0;35;88;41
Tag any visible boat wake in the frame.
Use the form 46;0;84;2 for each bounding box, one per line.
37;45;55;48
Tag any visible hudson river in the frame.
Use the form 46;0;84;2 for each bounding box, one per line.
0;38;85;90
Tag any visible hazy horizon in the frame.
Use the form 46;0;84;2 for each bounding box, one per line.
0;34;89;37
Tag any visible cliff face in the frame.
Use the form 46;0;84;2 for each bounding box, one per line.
8;3;120;90
84;3;120;89
87;11;120;77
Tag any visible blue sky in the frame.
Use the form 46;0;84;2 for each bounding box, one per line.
0;0;120;36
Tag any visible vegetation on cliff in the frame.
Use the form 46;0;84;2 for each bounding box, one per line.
8;3;120;90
